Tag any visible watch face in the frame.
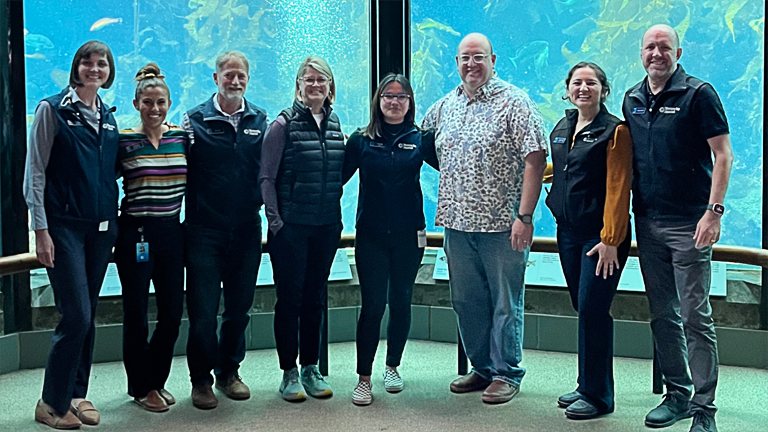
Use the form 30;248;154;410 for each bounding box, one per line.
713;203;725;215
519;214;532;224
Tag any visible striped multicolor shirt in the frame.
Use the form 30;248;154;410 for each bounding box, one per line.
118;127;188;217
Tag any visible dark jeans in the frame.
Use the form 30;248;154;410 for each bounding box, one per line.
557;225;631;412
115;215;184;398
635;217;718;413
355;229;424;376
269;222;342;370
42;219;118;415
185;222;261;386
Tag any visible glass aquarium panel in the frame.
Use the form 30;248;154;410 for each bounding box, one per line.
23;0;370;234
411;0;764;247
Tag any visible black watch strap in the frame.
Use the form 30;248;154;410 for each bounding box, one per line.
517;213;533;224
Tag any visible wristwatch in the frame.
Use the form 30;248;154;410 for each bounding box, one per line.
707;203;725;216
517;213;533;224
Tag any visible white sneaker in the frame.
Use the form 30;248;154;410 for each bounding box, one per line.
383;368;404;393
352;381;373;406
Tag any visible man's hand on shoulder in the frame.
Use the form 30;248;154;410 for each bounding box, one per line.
693;210;721;249
510;219;532;252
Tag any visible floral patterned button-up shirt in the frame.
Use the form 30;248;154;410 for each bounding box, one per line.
422;74;548;232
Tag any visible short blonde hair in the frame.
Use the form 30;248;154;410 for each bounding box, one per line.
294;56;336;104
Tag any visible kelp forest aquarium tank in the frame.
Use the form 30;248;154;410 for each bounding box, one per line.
23;0;764;248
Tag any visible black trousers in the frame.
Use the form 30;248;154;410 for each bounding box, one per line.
269;222;342;370
115;215;184;398
355;229;424;376
556;225;631;412
185;223;262;386
42;219;118;415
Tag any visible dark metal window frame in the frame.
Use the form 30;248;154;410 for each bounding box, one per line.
1;0;766;332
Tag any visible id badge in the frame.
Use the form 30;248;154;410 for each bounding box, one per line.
98;221;109;231
417;230;427;248
136;242;149;262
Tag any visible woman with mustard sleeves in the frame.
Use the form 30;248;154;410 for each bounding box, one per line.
544;62;632;420
342;73;438;406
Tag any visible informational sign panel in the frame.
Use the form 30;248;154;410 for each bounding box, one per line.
432;249;727;296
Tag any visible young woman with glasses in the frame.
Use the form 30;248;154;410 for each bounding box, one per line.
342;73;439;406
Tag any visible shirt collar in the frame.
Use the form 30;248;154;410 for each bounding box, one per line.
456;73;503;99
68;87;101;110
213;94;245;117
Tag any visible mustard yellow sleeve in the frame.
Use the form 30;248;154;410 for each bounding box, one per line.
600;124;632;246
543;162;554;184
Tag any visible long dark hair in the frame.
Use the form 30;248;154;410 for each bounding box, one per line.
363;73;416;139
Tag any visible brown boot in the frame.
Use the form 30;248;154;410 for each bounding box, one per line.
191;383;218;409
481;380;519;404
35;400;82;430
449;372;492;393
215;374;251;400
158;388;176;405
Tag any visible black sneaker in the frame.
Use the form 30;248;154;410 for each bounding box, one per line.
645;394;692;428
689;411;717;432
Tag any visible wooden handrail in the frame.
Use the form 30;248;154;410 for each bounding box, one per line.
3;234;767;277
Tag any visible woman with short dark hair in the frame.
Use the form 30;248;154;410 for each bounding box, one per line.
24;40;119;429
545;62;632;420
342;73;438;406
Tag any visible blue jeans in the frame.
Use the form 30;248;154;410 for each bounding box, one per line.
444;229;527;386
43;219;118;414
185;223;261;386
635;217;718;414
557;226;630;412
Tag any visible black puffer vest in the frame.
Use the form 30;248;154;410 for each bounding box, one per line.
276;99;345;225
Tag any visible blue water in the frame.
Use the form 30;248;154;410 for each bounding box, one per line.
23;0;764;247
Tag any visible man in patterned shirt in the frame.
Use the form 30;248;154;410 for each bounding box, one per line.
422;33;548;404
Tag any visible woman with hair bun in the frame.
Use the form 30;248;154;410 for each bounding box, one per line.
114;62;187;412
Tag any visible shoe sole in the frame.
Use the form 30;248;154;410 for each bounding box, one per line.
385;385;403;393
192;401;218;410
565;410;611;420
558;399;577;409
133;399;170;413
450;383;491;394
352;398;372;406
644;412;693;428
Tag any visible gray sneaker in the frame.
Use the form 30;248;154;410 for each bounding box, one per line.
300;365;334;398
279;368;307;402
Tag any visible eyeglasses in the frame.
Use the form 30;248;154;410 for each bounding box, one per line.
381;93;410;102
300;77;329;85
459;54;492;64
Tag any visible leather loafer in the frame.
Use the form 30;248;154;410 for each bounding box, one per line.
481;380;520;404
191;383;218;410
558;390;581;408
565;399;613;420
35;400;82;430
70;400;99;426
449;372;492;393
134;390;169;412
158;388;176;405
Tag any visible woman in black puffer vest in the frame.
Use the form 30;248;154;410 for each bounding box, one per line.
260;56;344;402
